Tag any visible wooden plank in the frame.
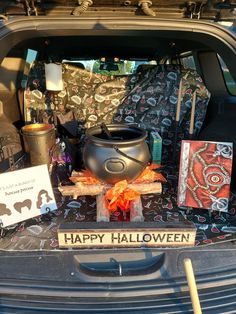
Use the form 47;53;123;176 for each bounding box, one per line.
58;222;196;248
130;196;144;222
96;193;110;222
58;182;162;198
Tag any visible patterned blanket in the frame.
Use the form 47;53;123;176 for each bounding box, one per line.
0;164;235;251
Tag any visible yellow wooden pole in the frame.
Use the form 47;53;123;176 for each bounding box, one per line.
183;258;202;314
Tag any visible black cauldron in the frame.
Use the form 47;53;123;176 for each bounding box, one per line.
83;124;151;184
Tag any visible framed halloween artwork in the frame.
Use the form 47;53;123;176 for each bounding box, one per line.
178;140;233;212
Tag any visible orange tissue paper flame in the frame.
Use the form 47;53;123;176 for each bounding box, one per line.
105;180;140;212
132;164;166;184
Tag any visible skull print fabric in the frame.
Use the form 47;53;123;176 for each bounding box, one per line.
24;63;210;163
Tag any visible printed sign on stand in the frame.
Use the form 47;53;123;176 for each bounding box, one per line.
0;165;57;227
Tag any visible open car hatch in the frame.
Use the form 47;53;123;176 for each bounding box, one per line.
0;0;236;21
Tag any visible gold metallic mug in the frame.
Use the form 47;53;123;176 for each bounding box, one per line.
21;123;55;167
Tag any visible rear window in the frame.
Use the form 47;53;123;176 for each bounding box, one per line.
218;55;236;95
180;54;196;70
62;59;157;75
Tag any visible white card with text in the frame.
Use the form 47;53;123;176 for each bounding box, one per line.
0;165;57;227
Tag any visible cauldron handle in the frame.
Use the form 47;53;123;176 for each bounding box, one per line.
113;145;150;168
100;122;151;168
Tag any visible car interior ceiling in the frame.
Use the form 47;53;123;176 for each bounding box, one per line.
0;31;236;250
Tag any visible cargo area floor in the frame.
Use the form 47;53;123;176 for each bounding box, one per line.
0;164;236;250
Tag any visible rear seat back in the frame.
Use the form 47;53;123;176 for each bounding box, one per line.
24;62;210;161
112;64;210;160
24;62;132;129
24;61;53;124
62;63;131;129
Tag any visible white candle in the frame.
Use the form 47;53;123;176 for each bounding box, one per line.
45;63;63;91
176;78;182;122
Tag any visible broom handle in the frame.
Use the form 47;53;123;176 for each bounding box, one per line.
189;91;197;138
183;258;202;314
176;78;183;123
173;78;182;161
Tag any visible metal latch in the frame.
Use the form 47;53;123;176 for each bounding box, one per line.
72;0;93;16
24;0;38;16
138;0;156;17
188;1;204;19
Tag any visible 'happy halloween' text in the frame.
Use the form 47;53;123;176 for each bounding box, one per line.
58;230;195;247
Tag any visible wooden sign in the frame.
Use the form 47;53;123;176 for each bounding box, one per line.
58;222;196;248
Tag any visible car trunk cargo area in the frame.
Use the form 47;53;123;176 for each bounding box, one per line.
0;27;236;251
0;170;236;251
0;24;236;251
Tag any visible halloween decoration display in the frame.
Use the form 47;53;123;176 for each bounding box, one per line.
83;124;151;184
2;58;235;251
59;165;164;222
